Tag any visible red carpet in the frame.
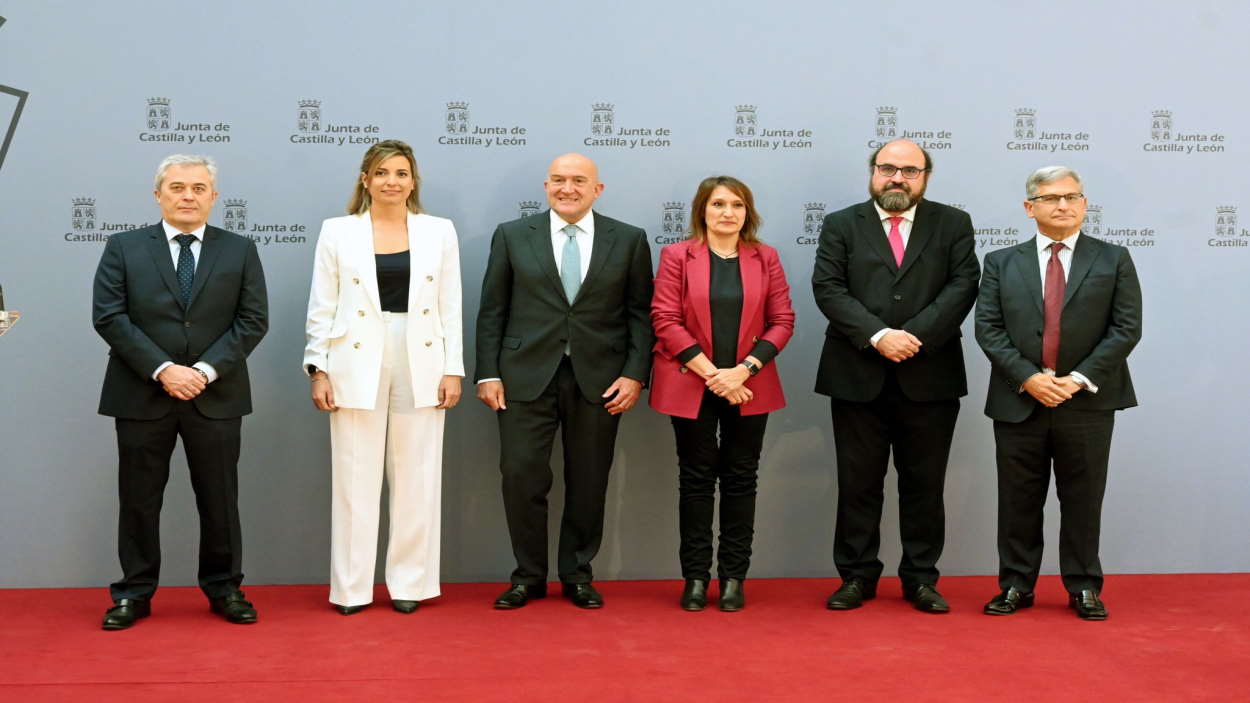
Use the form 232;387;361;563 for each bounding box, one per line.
2;575;1247;701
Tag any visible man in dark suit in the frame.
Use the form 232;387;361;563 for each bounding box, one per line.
976;166;1141;620
92;154;268;630
476;153;653;609
813;139;979;613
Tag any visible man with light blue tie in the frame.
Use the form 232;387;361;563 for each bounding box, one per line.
93;154;268;629
476;153;654;609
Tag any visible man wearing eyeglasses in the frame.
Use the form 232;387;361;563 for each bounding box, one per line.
975;166;1141;620
813;139;979;613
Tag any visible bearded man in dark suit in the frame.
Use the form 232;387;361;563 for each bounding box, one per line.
813;139;980;614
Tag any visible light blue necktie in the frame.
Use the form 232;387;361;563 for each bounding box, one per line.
560;224;581;303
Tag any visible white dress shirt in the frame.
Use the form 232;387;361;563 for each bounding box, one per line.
162;220;205;269
151;220;218;383
550;209;594;283
869;202;918;347
1034;231;1096;392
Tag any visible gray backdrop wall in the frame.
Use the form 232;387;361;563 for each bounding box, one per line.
2;1;1247;589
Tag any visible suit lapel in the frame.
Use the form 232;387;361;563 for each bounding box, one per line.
576;212;618;305
1010;239;1044;314
526;211;565;302
144;225;183;308
738;245;762;352
855;201;898;272
187;226;223;307
686;242;713;348
350;215;383;315
896;200;935;281
1062;234;1097;309
405;213;436;312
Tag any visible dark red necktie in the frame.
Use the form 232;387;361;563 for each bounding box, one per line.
1041;241;1066;370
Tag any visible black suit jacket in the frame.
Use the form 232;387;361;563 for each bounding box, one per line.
93;224;269;420
812;198;980;402
975;234;1141;423
475;210;654;403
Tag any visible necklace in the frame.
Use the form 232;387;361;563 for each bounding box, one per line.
709;244;739;259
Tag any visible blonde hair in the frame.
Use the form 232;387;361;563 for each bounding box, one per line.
347;139;423;215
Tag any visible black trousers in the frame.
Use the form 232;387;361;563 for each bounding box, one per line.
993;405;1114;594
671;391;769;581
830;374;959;587
497;357;622;585
111;401;243;602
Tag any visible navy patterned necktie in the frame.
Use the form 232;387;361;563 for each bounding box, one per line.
174;233;197;305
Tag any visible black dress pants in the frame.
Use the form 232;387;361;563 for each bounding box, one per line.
993;405;1114;594
671;390;769;582
497;357;622;585
830;373;959;587
111;401;243;602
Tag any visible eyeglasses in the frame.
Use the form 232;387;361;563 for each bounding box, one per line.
1028;193;1085;205
874;164;928;179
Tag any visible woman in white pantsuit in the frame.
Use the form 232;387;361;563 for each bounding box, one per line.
303;139;463;615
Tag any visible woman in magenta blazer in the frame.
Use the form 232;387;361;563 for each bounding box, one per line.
650;176;795;612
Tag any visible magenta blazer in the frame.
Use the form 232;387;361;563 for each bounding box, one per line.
649;239;795;419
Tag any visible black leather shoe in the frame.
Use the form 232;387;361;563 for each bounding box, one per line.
391;599;419;614
102;598;150;630
983;587;1035;615
562;582;604;609
680;579;708;611
826;577;876;610
493;584;547;609
718;578;745;612
334;604;369;615
903;583;950;613
1069;589;1108;620
209;591;257;624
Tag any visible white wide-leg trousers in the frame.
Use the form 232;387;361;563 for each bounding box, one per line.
329;312;443;606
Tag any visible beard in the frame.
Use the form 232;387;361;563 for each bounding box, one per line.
872;181;925;212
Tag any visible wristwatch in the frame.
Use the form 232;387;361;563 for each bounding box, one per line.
739;359;759;376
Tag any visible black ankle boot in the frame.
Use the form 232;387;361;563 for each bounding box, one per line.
680;579;708;611
719;578;745;612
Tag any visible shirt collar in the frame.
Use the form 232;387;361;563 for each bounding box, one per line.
550;209;595;237
162;220;207;242
1035;230;1080;253
873;201;918;224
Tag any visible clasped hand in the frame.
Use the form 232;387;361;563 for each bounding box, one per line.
1023;373;1083;407
705;366;753;405
159;364;206;401
876;329;922;362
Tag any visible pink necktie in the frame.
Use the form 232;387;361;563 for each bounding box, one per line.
887;216;905;267
1042;242;1066;371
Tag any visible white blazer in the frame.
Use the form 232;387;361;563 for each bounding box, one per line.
303;212;464;410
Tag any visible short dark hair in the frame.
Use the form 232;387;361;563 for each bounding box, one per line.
688;176;762;244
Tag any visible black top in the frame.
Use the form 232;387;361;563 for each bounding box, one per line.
676;253;778;369
376;250;410;312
